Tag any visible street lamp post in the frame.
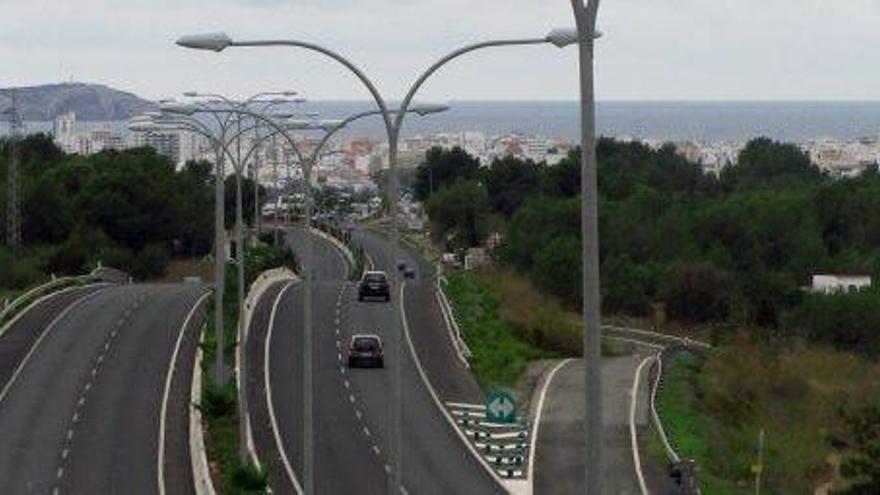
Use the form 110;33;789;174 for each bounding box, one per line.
570;1;603;493
177;30;578;495
130;113;235;387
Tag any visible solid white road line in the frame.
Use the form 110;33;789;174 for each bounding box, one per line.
264;281;305;495
630;355;656;495
526;358;573;491
399;282;508;491
0;289;107;406
158;290;210;495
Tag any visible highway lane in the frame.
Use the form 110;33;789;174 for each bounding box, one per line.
0;284;110;394
350;229;503;494
250;227;501;494
249;227;388;494
0;283;206;494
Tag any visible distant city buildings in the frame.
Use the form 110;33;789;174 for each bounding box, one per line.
43;112;880;185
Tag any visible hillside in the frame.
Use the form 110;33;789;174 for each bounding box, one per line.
0;83;155;121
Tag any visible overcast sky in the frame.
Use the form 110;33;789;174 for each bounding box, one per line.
0;0;878;102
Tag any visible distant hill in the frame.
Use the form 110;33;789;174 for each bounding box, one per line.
0;83;156;121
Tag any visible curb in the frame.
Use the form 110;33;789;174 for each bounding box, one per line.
238;268;298;468
310;228;355;271
191;324;216;495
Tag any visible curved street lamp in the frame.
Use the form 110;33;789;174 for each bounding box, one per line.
129;113;235;388
176;29;589;495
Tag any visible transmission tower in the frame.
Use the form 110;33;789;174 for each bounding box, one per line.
5;89;23;251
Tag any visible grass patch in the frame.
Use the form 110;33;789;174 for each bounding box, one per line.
657;340;880;494
445;267;627;392
444;269;553;390
656;352;744;494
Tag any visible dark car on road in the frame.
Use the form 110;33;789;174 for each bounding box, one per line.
358;271;390;302
397;260;417;280
347;334;384;368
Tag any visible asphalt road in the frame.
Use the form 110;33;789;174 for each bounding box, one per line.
0;283;206;494
534;356;667;495
247;227;501;494
0;284;109;395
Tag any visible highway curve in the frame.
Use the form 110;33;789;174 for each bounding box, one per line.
0;283;206;494
247;227;501;494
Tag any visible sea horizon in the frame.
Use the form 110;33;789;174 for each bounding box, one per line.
8;100;880;144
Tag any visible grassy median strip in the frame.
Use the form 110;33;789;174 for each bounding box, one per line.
199;265;268;494
199;239;294;494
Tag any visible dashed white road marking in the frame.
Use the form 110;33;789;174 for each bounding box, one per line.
56;468;64;479
343;380;350;389
355;410;362;420
363;426;371;437
66;429;74;441
372;445;381;455
61;449;69;460
349;394;356;404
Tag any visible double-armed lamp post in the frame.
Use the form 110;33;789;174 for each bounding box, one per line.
177;19;603;495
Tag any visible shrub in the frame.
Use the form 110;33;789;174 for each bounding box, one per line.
663;262;733;323
132;243;171;280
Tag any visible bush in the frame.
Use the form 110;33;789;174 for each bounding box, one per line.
664;262;734;323
232;463;269;492
198;379;237;418
48;229;108;275
0;248;44;290
788;289;880;357
132;243;171;280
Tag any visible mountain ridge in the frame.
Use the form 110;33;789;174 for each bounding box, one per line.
0;82;156;121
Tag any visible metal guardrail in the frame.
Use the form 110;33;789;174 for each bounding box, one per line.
648;345;704;495
0;264;128;335
435;274;473;365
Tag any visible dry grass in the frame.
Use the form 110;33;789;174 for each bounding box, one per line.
156;257;214;283
687;336;880;493
477;268;582;357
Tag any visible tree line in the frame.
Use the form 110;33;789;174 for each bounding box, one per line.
0;133;262;286
415;137;880;356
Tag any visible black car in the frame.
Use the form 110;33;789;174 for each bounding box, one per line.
397;260;416;280
347;334;384;368
358;271;390;302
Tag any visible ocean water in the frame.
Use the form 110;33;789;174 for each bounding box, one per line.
9;101;880;143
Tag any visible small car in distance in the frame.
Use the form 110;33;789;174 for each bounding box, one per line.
347;334;384;368
358;271;390;302
397;260;417;280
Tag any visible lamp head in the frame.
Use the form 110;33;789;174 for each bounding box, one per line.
176;32;233;52
545;28;579;48
545;27;603;48
160;102;198;116
317;119;345;132
410;104;451;116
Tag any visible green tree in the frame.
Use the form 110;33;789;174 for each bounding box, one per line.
425;180;493;249
663;262;733;323
414;146;481;201
722;137;822;190
532;234;582;307
484;156;543;217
